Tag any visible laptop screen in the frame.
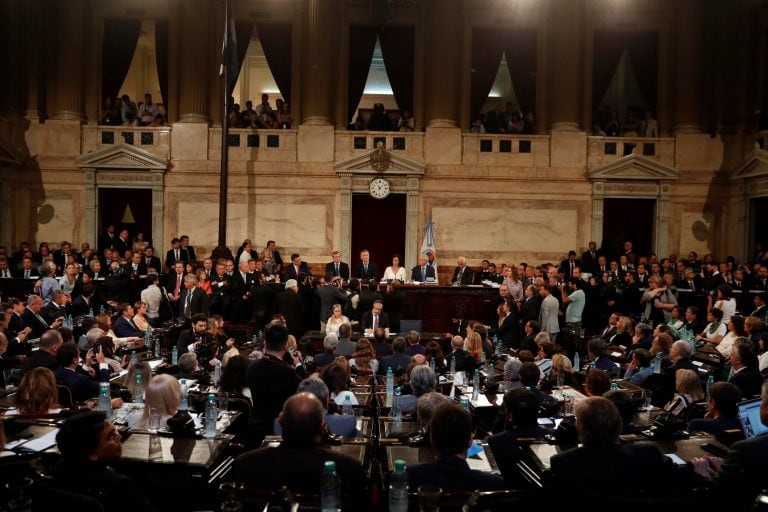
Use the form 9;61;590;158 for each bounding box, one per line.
737;399;768;438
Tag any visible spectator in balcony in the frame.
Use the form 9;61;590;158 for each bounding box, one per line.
470;115;486;134
240;100;255;126
138;93;159;126
257;110;277;129
592;123;606;136
277;102;292;129
604;110;622;136
623;108;640;137
121;94;138;125
367;103;392;131
245;111;258;129
254;93;273;116
397;109;414;132
100;97;121;126
641;109;659;137
522;110;535;134
484;103;506;134
348;115;366;131
507;112;524;134
150;114;165;127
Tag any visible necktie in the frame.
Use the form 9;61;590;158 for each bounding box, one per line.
185;291;192;317
458;269;463;283
335;264;339;275
373;314;378;330
24;270;29;279
364;264;368;276
175;250;180;261
175;274;182;295
689;281;694;292
421;266;426;281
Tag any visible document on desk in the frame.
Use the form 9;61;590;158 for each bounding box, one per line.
466;450;493;472
470;395;503;408
21;428;59;452
148;359;165;370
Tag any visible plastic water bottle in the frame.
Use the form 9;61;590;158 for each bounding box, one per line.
480;351;486;364
171;345;178;365
130;351;138;368
342;393;353;416
179;379;189;411
204;393;218;438
88;307;94;318
144;328;151;353
392;387;402;422
154;335;162;359
388;459;408;512
493;334;501;357
706;374;714;402
134;374;144;403
214;359;222;386
429;357;436;373
472;369;480;400
610;381;618;391
573;352;580;372
320;461;341;512
98;382;112;418
652;352;662;374
450;356;456;377
386;367;394;396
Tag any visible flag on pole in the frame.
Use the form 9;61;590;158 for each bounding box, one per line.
420;219;437;268
219;0;239;91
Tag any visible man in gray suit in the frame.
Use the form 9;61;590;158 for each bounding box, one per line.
538;284;560;336
334;323;356;357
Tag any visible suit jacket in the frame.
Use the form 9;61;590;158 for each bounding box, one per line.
378;351;411;375
446;348;478;374
178;286;210;318
519;295;540;326
581;250;600;274
410;264;436;282
451;266;475;285
13;268;39;279
711;434;768;507
729;367;764;398
335;338;357;357
114;237;131;256
407;455;506;492
98;232;118;252
560;259;581;278
325;261;350;281
539;294;560;334
284;262;311;281
245;354;303;440
355;262;378;281
164;248;188;269
54;250;74;271
54;366;110;402
182;245;197;262
372;340;395;358
42;302;67;325
127;262;148;278
361;310;390;330
21;308;50;338
143;255;162;273
312;349;337;368
316;285;348;323
273;412;358;438
273;290;305;334
113;315;142;338
20;349;59;376
165;271;186;296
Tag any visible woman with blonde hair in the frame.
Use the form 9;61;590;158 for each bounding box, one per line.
548;353;580;390
132;301;151;332
350;338;378;375
325;304;349;335
465;331;484;363
663;368;705;418
14;367;60;415
134;374;180;430
610;316;633;347
502;265;524;302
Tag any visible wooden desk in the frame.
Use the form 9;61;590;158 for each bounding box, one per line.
383;442;500;475
399;285;498;332
379;419;419;439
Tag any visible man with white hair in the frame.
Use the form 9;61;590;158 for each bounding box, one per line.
313;333;339;368
451;256;475;285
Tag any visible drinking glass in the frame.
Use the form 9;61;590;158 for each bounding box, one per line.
3;369;13;389
218;392;229;413
418;485;442;512
556;372;564;390
642;389;652;411
148;407;161;433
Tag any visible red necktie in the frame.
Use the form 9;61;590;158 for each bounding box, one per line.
175;274;182;295
373;315;378;330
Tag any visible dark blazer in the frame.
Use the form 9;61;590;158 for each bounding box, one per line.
550;442;701;489
20;349;59;376
113;316;142;338
378;351;411;375
710;434;768;507
22;308;49;338
407;455;506;492
143;255;162;273
284;262;311;282
182;245;197;262
581;250;600;274
178;286;209;318
233;443;368;509
126;261;148;277
518;295;540;326
361;310;390;330
316;284;348;323
13;268;39;279
113;237;131;256
42;302;67;325
273;412;358;438
54;366;110;402
355;262;378;281
273;290;305;335
372;340;394;358
451;266;475;285
491;311;519;347
411;264;436;282
559;259;582;278
687;415;742;435
325;261;350;281
245;354;302;441
312;350;337;368
164;248;188;270
165;271;186;295
729;367;764;398
98;232;118;252
446;348;478;374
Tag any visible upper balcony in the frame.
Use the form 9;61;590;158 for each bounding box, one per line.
587;136;675;168
82;125;171;159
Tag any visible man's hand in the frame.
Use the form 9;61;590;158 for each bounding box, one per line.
52;317;64;328
96;345;106;365
86;348;95;367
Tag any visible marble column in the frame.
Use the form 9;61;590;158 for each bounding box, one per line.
549;0;583;131
0;0;23;118
655;183;672;258
83;169;98;248
177;0;211;123
22;0;41;121
590;181;605;248
423;0;460;128
334;2;349;129
339;175;353;263
301;0;337;126
209;0;225;127
672;0;703;134
51;0;86;121
405;178;420;266
151;172;165;254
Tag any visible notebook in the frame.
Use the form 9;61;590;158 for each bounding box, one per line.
737;399;768;439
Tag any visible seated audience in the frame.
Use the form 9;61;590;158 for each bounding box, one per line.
134;374;180;430
584;368;611;397
663;368;705;419
321;361;359;406
350;338;379;375
399;364;436;415
378;337;410;376
274;377;359;438
125;361;151;403
219;355;252;406
14;367;61;415
687;382;743;435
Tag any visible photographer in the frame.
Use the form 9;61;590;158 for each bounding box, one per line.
177;314;219;369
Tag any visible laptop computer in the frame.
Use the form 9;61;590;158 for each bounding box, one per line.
737;398;768;439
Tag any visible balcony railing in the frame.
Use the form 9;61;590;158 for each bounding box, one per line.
587;136;675;167
82;126;171;158
208;128;298;162
462;134;550;167
335;130;424;161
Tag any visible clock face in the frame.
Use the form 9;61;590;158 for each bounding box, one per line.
369;178;390;199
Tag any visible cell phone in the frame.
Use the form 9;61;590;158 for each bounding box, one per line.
664;453;687;466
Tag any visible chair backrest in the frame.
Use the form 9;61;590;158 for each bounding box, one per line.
399;320;422;333
56;384;74;408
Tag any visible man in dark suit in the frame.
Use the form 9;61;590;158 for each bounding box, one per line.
14;256;39;279
142;246;162;273
273;279;305;339
180;235;197;262
378;337;410;375
728;339;763;398
370;328;393;358
490;299;519;348
53;241;74;271
265;240;283;273
23;295;61;338
177;314;218;368
126;251;148;278
411;254;437;282
355;249;377;281
54;342;110;402
234;392;368;507
581;241;600;275
178;274;209;319
284;253;311;283
687;382;743;435
325;251;350;281
20;329;61;376
164;238;188;270
228;260;254;322
98;224;117;253
559;250;581;279
451;256;475;285
751;293;768;325
692;387;768;508
42;290;69;325
316;273;348;328
273;377;359;438
361;300;390;332
407;402;505;492
114;229;131;257
445;335;478;374
113;303;142;338
551;397;700;489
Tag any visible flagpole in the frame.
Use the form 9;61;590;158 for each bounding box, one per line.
218;0;230;249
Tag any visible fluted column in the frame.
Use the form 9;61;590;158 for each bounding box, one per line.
672;0;704;134
22;0;41;121
423;0;460;128
549;0;583;131
177;0;211;123
301;0;337;125
0;0;23;118
51;0;86;121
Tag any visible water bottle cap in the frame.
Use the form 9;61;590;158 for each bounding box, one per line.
181;379;186;384
208;393;215;399
394;459;406;471
346;392;351;400
324;461;336;473
136;375;141;382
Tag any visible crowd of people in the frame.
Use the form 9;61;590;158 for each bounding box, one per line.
100;93;165;127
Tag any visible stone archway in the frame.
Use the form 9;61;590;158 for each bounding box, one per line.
587;154;680;256
75;144;169;251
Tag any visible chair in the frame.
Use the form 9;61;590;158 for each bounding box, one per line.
56;384;74;408
399;319;423;333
